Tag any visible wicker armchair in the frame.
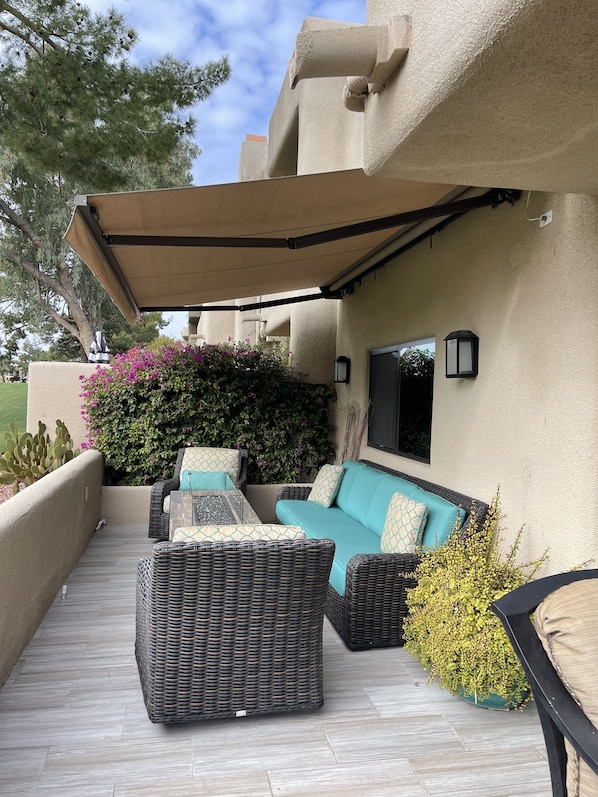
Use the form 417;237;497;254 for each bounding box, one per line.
135;537;335;724
276;460;488;650
148;447;248;539
492;570;598;797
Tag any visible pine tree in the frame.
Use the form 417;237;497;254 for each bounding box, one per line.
0;0;230;358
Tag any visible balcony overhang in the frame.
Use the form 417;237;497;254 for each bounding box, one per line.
362;0;598;194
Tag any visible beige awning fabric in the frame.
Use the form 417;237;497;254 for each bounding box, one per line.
65;169;466;325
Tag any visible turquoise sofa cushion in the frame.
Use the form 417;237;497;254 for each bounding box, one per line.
180;470;236;491
419;492;465;549
335;460;386;525
276;499;380;595
334;460;366;511
362;470;465;548
364;473;426;536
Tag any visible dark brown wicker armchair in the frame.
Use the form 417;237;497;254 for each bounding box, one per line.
148;447;248;540
135;537;335;723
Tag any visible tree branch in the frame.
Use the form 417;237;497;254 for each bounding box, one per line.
0;18;43;56
0;1;59;54
44;304;79;338
0;244;63;295
0;197;45;247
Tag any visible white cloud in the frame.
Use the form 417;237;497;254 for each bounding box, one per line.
87;0;364;186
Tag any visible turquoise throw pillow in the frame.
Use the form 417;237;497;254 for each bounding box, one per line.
180;470;235;491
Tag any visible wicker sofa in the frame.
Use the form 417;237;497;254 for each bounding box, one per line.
276;459;488;650
135;536;335;723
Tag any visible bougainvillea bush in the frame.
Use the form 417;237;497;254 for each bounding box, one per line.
80;342;335;485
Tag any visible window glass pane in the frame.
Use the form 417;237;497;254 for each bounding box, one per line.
368;350;399;449
398;344;434;461
368;340;435;462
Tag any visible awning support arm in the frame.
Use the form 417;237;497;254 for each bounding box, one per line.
102;188;519;251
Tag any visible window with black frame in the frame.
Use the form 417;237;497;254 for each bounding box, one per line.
368;340;435;462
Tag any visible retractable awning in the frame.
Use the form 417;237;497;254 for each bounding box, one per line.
65;169;515;325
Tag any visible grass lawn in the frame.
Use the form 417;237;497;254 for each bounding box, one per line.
0;382;28;446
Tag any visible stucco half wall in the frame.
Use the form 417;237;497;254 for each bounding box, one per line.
27;361;98;449
0;450;103;686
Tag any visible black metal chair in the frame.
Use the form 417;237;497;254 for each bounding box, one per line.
135;537;335;723
148;447;248;540
492;569;598;797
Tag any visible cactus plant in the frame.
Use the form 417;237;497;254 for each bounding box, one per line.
0;420;80;494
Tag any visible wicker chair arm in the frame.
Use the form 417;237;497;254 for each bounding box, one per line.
276;485;312;502
136;556;152;600
151;476;180;501
345;551;421;597
235;449;249;494
148;476;180;538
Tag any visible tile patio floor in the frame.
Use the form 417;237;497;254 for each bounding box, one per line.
0;524;552;796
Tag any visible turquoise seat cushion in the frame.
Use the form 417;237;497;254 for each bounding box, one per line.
276;499;380;595
180;470;236;491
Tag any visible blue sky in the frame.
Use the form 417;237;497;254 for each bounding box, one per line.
87;0;366;337
89;0;365;186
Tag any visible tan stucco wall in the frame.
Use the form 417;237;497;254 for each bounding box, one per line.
27;361;97;449
0;450;103;686
335;191;598;573
363;0;597;194
289;299;338;384
268;17;364;178
296;76;363;176
100;486;151;526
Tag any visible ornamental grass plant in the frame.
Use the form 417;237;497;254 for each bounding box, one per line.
403;492;547;708
80;341;335;486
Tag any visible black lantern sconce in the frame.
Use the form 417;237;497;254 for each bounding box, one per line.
334;356;351;384
444;330;479;378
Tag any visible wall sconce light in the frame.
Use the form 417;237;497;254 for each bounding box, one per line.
334;356;351;384
444;330;479;378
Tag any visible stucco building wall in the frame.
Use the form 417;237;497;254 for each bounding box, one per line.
335;191;598;572
364;0;596;193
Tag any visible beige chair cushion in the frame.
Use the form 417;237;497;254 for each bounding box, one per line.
307;464;344;508
533;579;598;797
380;492;428;554
180;447;241;479
172;524;305;542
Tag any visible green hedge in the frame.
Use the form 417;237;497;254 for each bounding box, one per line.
80;342;335;485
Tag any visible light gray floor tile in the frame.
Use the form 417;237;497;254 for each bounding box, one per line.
0;524;555;796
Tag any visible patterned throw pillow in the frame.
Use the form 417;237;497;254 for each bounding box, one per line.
171;524;305;542
380;492;428;554
307;464;345;507
180;447;241;479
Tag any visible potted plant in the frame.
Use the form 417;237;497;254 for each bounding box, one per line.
402;491;547;709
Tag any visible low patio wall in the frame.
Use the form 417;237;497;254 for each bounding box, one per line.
0;450;103;687
99;484;296;528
